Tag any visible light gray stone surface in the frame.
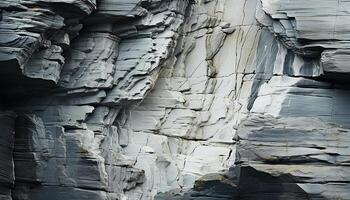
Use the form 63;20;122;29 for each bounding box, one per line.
1;0;350;199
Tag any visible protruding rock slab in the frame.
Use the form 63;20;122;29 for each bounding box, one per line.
236;114;350;200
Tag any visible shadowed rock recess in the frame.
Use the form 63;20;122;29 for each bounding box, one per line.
0;0;350;199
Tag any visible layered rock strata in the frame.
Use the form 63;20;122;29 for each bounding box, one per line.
0;0;350;200
158;0;350;199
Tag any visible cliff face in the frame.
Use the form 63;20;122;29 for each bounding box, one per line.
0;0;349;199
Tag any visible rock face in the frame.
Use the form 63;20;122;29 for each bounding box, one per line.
0;0;350;199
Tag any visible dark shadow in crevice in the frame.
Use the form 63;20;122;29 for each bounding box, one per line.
156;165;316;200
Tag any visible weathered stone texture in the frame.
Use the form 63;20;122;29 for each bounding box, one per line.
1;0;350;199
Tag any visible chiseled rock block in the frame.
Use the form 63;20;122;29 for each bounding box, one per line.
24;45;65;83
321;49;350;73
59;33;120;89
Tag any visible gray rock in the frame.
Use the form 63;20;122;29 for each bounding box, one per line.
1;0;350;199
236;114;350;199
0;112;16;200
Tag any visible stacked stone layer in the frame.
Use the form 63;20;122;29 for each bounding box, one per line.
0;0;350;199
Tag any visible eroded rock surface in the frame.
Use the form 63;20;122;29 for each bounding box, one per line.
0;0;350;199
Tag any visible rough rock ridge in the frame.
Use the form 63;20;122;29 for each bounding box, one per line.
0;0;350;200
